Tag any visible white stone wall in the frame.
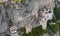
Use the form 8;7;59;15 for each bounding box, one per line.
45;12;53;20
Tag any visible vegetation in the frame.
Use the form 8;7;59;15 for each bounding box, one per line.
18;27;25;32
52;16;57;22
23;32;32;36
17;23;59;36
48;23;59;34
5;21;59;36
13;0;22;3
18;23;59;36
54;6;60;20
32;26;42;36
5;34;10;36
57;22;60;33
0;2;3;4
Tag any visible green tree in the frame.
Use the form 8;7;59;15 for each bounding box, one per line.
32;26;43;36
23;32;32;36
52;16;57;22
54;6;60;20
48;23;59;36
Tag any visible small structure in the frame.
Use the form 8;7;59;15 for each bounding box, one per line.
10;26;19;36
39;4;54;30
25;24;32;33
45;10;53;20
10;26;17;30
40;18;47;30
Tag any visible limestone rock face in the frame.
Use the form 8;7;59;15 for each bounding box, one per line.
0;0;55;34
0;5;8;33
